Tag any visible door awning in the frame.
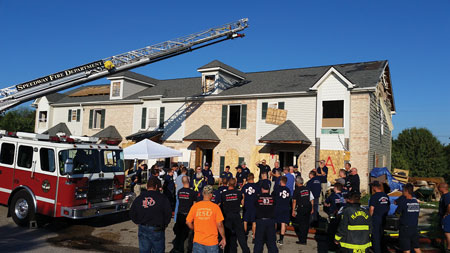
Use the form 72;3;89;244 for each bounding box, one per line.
184;125;220;143
259;120;311;144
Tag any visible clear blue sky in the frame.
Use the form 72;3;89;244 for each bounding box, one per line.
0;1;449;144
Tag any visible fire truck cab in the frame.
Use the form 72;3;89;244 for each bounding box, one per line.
0;131;128;227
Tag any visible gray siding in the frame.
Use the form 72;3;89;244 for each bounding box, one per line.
368;93;392;171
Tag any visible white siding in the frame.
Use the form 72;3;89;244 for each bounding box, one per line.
134;100;186;141
51;106;83;136
315;72;351;151
256;96;316;145
35;97;50;133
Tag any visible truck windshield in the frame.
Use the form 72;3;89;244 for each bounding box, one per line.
59;149;124;175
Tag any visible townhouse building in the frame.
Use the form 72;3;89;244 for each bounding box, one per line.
33;60;395;193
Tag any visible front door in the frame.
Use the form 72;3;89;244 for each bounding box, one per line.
202;149;213;169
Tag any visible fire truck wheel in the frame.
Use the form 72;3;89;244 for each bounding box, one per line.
10;190;36;227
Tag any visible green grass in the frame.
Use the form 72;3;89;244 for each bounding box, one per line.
420;201;439;209
360;194;370;205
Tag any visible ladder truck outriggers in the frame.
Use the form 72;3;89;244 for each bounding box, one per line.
0;18;248;227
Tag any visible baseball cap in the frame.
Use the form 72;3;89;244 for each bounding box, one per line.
204;163;210;166
241;161;246;165
203;185;214;195
261;181;270;190
336;178;346;185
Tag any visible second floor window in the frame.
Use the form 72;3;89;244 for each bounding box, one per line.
89;109;105;129
221;104;247;129
322;100;344;128
111;81;121;97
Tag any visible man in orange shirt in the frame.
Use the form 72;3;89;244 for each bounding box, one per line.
186;185;226;252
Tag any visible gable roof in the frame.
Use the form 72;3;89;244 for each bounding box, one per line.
44;60;389;107
183;125;220;142
259;120;311;144
92;125;122;140
43;123;71;136
198;60;246;79
108;71;159;85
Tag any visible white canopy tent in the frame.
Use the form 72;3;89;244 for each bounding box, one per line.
124;139;182;160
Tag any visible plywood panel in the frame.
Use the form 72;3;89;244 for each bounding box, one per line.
265;108;287;125
225;148;239;174
319;149;350;183
249;146;271;179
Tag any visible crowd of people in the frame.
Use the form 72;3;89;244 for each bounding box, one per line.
127;159;450;253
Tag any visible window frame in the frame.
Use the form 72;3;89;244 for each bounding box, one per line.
147;107;158;129
110;80;123;99
0;142;16;166
322;100;344;128
38;111;48;123
39;147;56;174
228;104;242;129
17;145;34;169
93;109;103;129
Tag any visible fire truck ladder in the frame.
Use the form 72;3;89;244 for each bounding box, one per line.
0;18;248;112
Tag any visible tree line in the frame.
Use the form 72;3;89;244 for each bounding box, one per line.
392;127;450;182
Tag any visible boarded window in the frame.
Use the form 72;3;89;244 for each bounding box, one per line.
18;145;33;169
228;105;241;129
0;143;15;165
111;81;121;97
40;148;55;172
322;100;344;127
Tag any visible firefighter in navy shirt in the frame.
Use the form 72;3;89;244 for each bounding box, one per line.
292;177;314;245
273;176;291;245
369;181;390;253
241;173;260;243
220;178;250;253
172;176;196;253
254;181;279;253
307;170;322;224
220;165;233;181
258;172;271;191
236;166;246;188
191;171;205;200
256;159;271;180
438;183;450;251
241;162;250;177
271;161;282;182
395;183;420;253
324;182;346;250
202;163;215;185
130;177;172;253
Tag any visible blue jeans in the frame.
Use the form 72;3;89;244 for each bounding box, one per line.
192;242;219;253
138;225;165;253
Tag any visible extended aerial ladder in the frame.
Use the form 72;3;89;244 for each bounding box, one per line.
0;18;248;112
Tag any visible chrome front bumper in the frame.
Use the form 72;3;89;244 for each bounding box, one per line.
61;197;132;219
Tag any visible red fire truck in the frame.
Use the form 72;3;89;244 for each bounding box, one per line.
0;18;248;227
0;131;127;226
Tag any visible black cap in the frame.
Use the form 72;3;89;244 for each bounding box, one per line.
236;165;242;170
370;181;381;187
261;181;270;190
204;163;210;166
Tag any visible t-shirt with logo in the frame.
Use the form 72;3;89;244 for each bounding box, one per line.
186;201;224;246
255;192;275;219
306;176;322;198
221;189;242;215
241;183;260;208
325;192;345;215
129;190;172;227
236;172;245;185
395;197;420;227
220;171;233;180
202;169;214;185
177;187;197;214
293;185;313;208
369;192;390;219
273;185;291;211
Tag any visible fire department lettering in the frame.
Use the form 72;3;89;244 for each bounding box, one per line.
245;187;256;195
142;197;156;208
279;190;290;199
